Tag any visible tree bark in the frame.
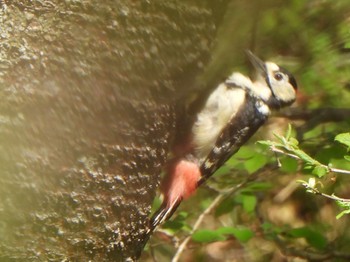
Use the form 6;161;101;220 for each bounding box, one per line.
0;0;224;260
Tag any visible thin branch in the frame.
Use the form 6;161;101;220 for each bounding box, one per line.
329;167;350;175
171;165;275;262
277;107;350;141
281;107;350;123
301;182;350;203
171;180;249;262
271;146;301;160
271;146;350;175
171;193;224;262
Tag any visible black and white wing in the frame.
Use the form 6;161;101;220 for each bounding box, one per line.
198;94;269;186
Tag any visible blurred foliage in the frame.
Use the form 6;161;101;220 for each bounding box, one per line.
143;0;350;261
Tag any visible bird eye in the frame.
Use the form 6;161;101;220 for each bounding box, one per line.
274;72;283;81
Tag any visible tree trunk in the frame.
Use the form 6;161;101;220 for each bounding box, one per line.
0;0;224;260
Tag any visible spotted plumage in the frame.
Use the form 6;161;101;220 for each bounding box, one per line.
198;89;269;185
149;51;298;232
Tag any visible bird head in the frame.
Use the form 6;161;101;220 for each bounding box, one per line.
246;50;297;108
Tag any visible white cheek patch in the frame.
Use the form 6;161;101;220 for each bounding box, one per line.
265;62;296;103
270;81;296;103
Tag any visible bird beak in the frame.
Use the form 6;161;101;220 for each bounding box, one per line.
245;50;267;76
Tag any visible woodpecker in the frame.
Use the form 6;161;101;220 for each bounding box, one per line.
149;51;298;231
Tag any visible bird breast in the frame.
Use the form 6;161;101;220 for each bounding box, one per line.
192;84;246;161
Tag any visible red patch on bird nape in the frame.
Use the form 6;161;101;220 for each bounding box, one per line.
295;89;310;106
161;158;201;208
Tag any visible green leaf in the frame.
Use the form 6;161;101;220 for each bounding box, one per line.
223;155;242;170
285;124;292;140
192;230;226;243
163;212;190;232
174;211;189;221
344;155;350;162
336;199;350;209
335;133;350;148
303;164;313;170
262;222;273;232
163;220;185;231
289;137;299;147
280;157;298;173
243;154;267;174
215;197;235;217
231;228;254;243
273;133;285;144
234;146;256;158
329;158;350;171
216;227;254;243
336;209;350;219
294;149;320;166
315;146;347;163
213;165;232;177
242;182;273;192
257;140;274;147
312;165;328;177
242;194;257;213
151;196;162;212
288;227;327;250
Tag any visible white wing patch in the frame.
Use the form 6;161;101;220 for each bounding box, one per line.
256;100;270;116
213;146;221;154
204;160;215;169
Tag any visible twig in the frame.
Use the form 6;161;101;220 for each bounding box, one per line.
278;107;350;122
281;107;350;123
271;147;300;160
278;107;350;141
171;167;267;262
301;182;350;203
271;146;350;175
171;193;224;262
329;167;350;175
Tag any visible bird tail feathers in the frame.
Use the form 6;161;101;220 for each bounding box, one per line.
149;197;182;232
